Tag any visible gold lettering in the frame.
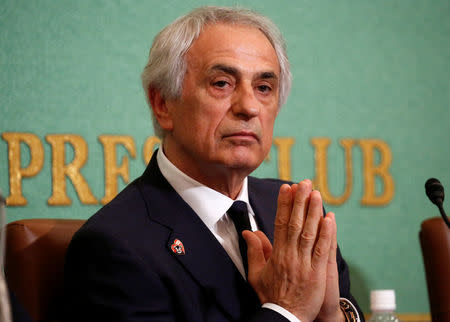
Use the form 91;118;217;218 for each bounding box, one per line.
359;139;394;206
311;137;355;205
1;132;44;206
46;134;98;205
142;136;161;165
99;135;136;204
273;137;295;181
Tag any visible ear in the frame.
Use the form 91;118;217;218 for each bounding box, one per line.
148;88;174;131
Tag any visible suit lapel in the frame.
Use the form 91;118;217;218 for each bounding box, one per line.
248;177;279;243
137;152;259;319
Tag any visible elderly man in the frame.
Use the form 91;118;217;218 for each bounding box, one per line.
63;6;363;322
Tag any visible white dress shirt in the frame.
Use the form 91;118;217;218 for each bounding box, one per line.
156;148;301;322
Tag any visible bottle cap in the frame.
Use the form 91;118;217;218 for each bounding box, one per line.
370;289;396;311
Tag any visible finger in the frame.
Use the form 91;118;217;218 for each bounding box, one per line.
287;180;312;246
254;230;273;261
299;190;324;262
311;216;333;273
290;183;298;200
273;184;293;250
318;212;341;321
242;231;266;284
327;212;337;266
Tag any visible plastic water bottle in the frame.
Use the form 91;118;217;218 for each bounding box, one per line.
368;290;401;321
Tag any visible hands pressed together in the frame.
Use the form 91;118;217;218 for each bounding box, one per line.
243;180;344;322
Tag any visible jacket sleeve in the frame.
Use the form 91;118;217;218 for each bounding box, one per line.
336;245;365;321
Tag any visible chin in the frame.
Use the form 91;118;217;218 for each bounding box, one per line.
213;145;266;171
223;153;262;172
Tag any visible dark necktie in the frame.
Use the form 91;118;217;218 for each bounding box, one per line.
227;200;251;276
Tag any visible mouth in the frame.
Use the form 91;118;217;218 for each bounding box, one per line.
223;131;259;142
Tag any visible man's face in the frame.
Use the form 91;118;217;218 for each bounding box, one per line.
162;23;280;181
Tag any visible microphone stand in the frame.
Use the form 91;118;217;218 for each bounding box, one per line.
0;192;12;322
437;202;450;229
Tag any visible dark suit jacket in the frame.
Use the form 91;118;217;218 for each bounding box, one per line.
9;290;33;322
63;152;363;321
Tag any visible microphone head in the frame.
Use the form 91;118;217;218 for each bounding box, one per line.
425;178;445;206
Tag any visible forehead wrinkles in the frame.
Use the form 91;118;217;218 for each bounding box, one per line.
184;24;279;75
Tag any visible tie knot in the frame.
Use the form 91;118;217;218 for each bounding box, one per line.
229;200;247;215
228;201;251;232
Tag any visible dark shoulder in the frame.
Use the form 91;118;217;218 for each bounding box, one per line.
248;176;292;186
248;176;292;190
71;177;151;245
247;176;292;201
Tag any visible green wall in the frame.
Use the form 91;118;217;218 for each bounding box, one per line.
1;0;449;314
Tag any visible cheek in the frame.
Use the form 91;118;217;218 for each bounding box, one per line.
204;105;231;134
187;109;224;143
262;113;277;136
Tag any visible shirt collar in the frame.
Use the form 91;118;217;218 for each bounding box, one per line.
156;148;252;230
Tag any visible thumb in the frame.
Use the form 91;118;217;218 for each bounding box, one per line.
254;230;273;261
242;230;267;283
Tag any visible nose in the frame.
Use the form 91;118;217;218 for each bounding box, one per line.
231;83;260;119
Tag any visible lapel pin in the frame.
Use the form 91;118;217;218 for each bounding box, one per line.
170;239;185;255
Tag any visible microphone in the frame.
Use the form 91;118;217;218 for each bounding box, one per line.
425;178;450;229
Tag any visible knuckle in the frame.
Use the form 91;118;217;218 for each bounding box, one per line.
288;222;302;231
278;197;291;207
274;221;288;229
314;245;327;258
293;196;306;207
301;231;315;241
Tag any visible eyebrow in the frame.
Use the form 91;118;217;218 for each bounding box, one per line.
209;64;278;81
210;64;239;76
258;71;278;81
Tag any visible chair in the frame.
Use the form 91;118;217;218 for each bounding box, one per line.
5;219;85;322
419;217;450;322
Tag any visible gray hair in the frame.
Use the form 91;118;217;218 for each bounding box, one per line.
141;6;292;138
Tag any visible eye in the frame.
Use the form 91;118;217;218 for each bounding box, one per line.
257;84;272;93
213;80;229;88
208;76;234;97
